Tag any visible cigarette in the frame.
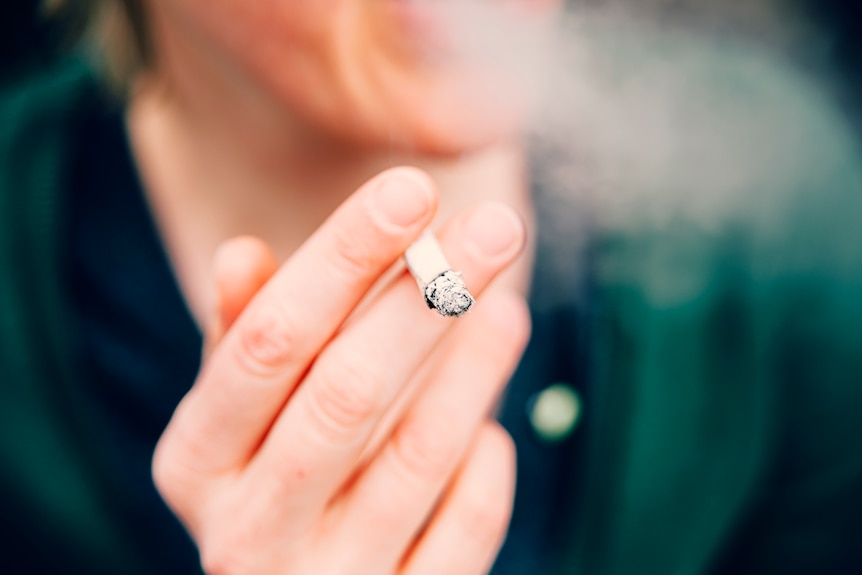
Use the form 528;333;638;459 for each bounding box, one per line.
405;231;475;318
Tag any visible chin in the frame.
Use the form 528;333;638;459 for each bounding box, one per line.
346;73;528;157
299;86;525;158
394;106;524;157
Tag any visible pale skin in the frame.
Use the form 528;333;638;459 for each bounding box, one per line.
131;1;553;573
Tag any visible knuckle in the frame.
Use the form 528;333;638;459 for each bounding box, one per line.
307;357;383;441
198;519;269;575
199;539;247;575
456;424;515;547
151;436;193;510
199;545;228;575
457;490;511;549
486;423;517;465
151;431;209;525
325;226;379;283
391;420;459;481
235;304;299;376
151;440;181;504
475;295;531;360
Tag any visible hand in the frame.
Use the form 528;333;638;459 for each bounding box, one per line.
152;167;530;575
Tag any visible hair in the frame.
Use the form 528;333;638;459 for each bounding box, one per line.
44;0;151;92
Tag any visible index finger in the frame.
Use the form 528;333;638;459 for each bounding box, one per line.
154;167;437;488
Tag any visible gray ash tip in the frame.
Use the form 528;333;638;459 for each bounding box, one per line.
424;270;475;318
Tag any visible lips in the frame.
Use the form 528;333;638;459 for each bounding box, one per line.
382;0;558;27
378;0;455;53
377;0;557;61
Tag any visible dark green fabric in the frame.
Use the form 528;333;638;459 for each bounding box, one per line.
562;36;862;574
0;1;67;88
1;47;861;575
0;59;153;575
570;222;862;574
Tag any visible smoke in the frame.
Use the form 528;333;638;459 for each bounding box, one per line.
423;0;853;306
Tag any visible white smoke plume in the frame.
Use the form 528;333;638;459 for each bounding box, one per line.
416;0;854;306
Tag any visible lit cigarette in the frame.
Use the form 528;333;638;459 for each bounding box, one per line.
405;231;475;318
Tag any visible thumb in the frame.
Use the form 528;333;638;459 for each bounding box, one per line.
203;236;280;358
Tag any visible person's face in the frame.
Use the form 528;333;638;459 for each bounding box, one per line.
152;0;557;155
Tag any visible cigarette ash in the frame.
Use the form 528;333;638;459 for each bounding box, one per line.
424;270;475;318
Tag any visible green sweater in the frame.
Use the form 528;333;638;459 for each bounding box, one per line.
2;39;861;575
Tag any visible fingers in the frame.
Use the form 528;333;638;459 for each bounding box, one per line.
325;292;529;572
401;423;517;575
203;236;279;358
154;168;437;505
242;202;525;525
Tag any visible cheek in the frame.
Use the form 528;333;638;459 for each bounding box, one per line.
172;0;345;39
165;0;347;81
166;0;356;119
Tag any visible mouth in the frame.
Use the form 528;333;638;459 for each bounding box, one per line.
375;0;558;61
377;0;458;56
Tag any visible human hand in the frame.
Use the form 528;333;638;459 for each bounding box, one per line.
152;167;530;575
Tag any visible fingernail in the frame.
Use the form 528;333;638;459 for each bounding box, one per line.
464;203;524;258
372;169;434;228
